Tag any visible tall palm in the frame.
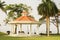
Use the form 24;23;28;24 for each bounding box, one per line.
37;0;58;36
0;0;6;13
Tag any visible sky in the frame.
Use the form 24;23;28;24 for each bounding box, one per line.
0;0;60;34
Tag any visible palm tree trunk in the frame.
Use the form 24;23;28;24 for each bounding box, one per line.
46;16;50;36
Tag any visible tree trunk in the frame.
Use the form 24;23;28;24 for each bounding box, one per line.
46;16;50;36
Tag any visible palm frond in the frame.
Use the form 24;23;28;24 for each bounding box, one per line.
37;0;58;17
1;7;6;13
39;16;46;25
0;0;6;13
7;11;15;18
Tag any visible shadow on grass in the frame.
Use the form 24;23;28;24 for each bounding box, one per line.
0;32;7;36
0;32;60;37
39;33;60;36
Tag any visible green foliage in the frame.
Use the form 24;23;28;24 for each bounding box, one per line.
37;0;58;17
38;0;58;35
6;4;31;17
39;16;46;25
4;18;10;24
0;0;6;13
0;0;5;7
8;11;14;18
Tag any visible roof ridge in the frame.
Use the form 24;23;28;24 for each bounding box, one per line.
15;16;24;21
15;16;36;21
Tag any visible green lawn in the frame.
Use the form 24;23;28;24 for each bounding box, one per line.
0;32;60;40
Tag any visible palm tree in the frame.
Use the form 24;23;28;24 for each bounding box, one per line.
0;0;6;13
37;0;58;36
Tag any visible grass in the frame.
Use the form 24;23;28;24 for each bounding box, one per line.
0;32;60;40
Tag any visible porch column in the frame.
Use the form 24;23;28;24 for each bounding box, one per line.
27;24;29;34
9;24;13;34
36;24;39;35
14;24;16;34
29;24;32;35
20;24;22;32
16;24;20;35
11;24;16;34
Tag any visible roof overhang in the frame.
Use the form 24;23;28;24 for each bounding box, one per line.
8;21;40;24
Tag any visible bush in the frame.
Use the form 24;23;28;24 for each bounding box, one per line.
28;32;29;34
34;32;36;34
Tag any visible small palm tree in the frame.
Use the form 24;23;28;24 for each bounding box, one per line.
37;0;58;36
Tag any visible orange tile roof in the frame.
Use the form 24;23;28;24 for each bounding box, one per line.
8;10;40;24
14;10;36;22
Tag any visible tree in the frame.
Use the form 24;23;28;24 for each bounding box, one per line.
5;4;31;20
37;0;58;36
5;4;31;34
